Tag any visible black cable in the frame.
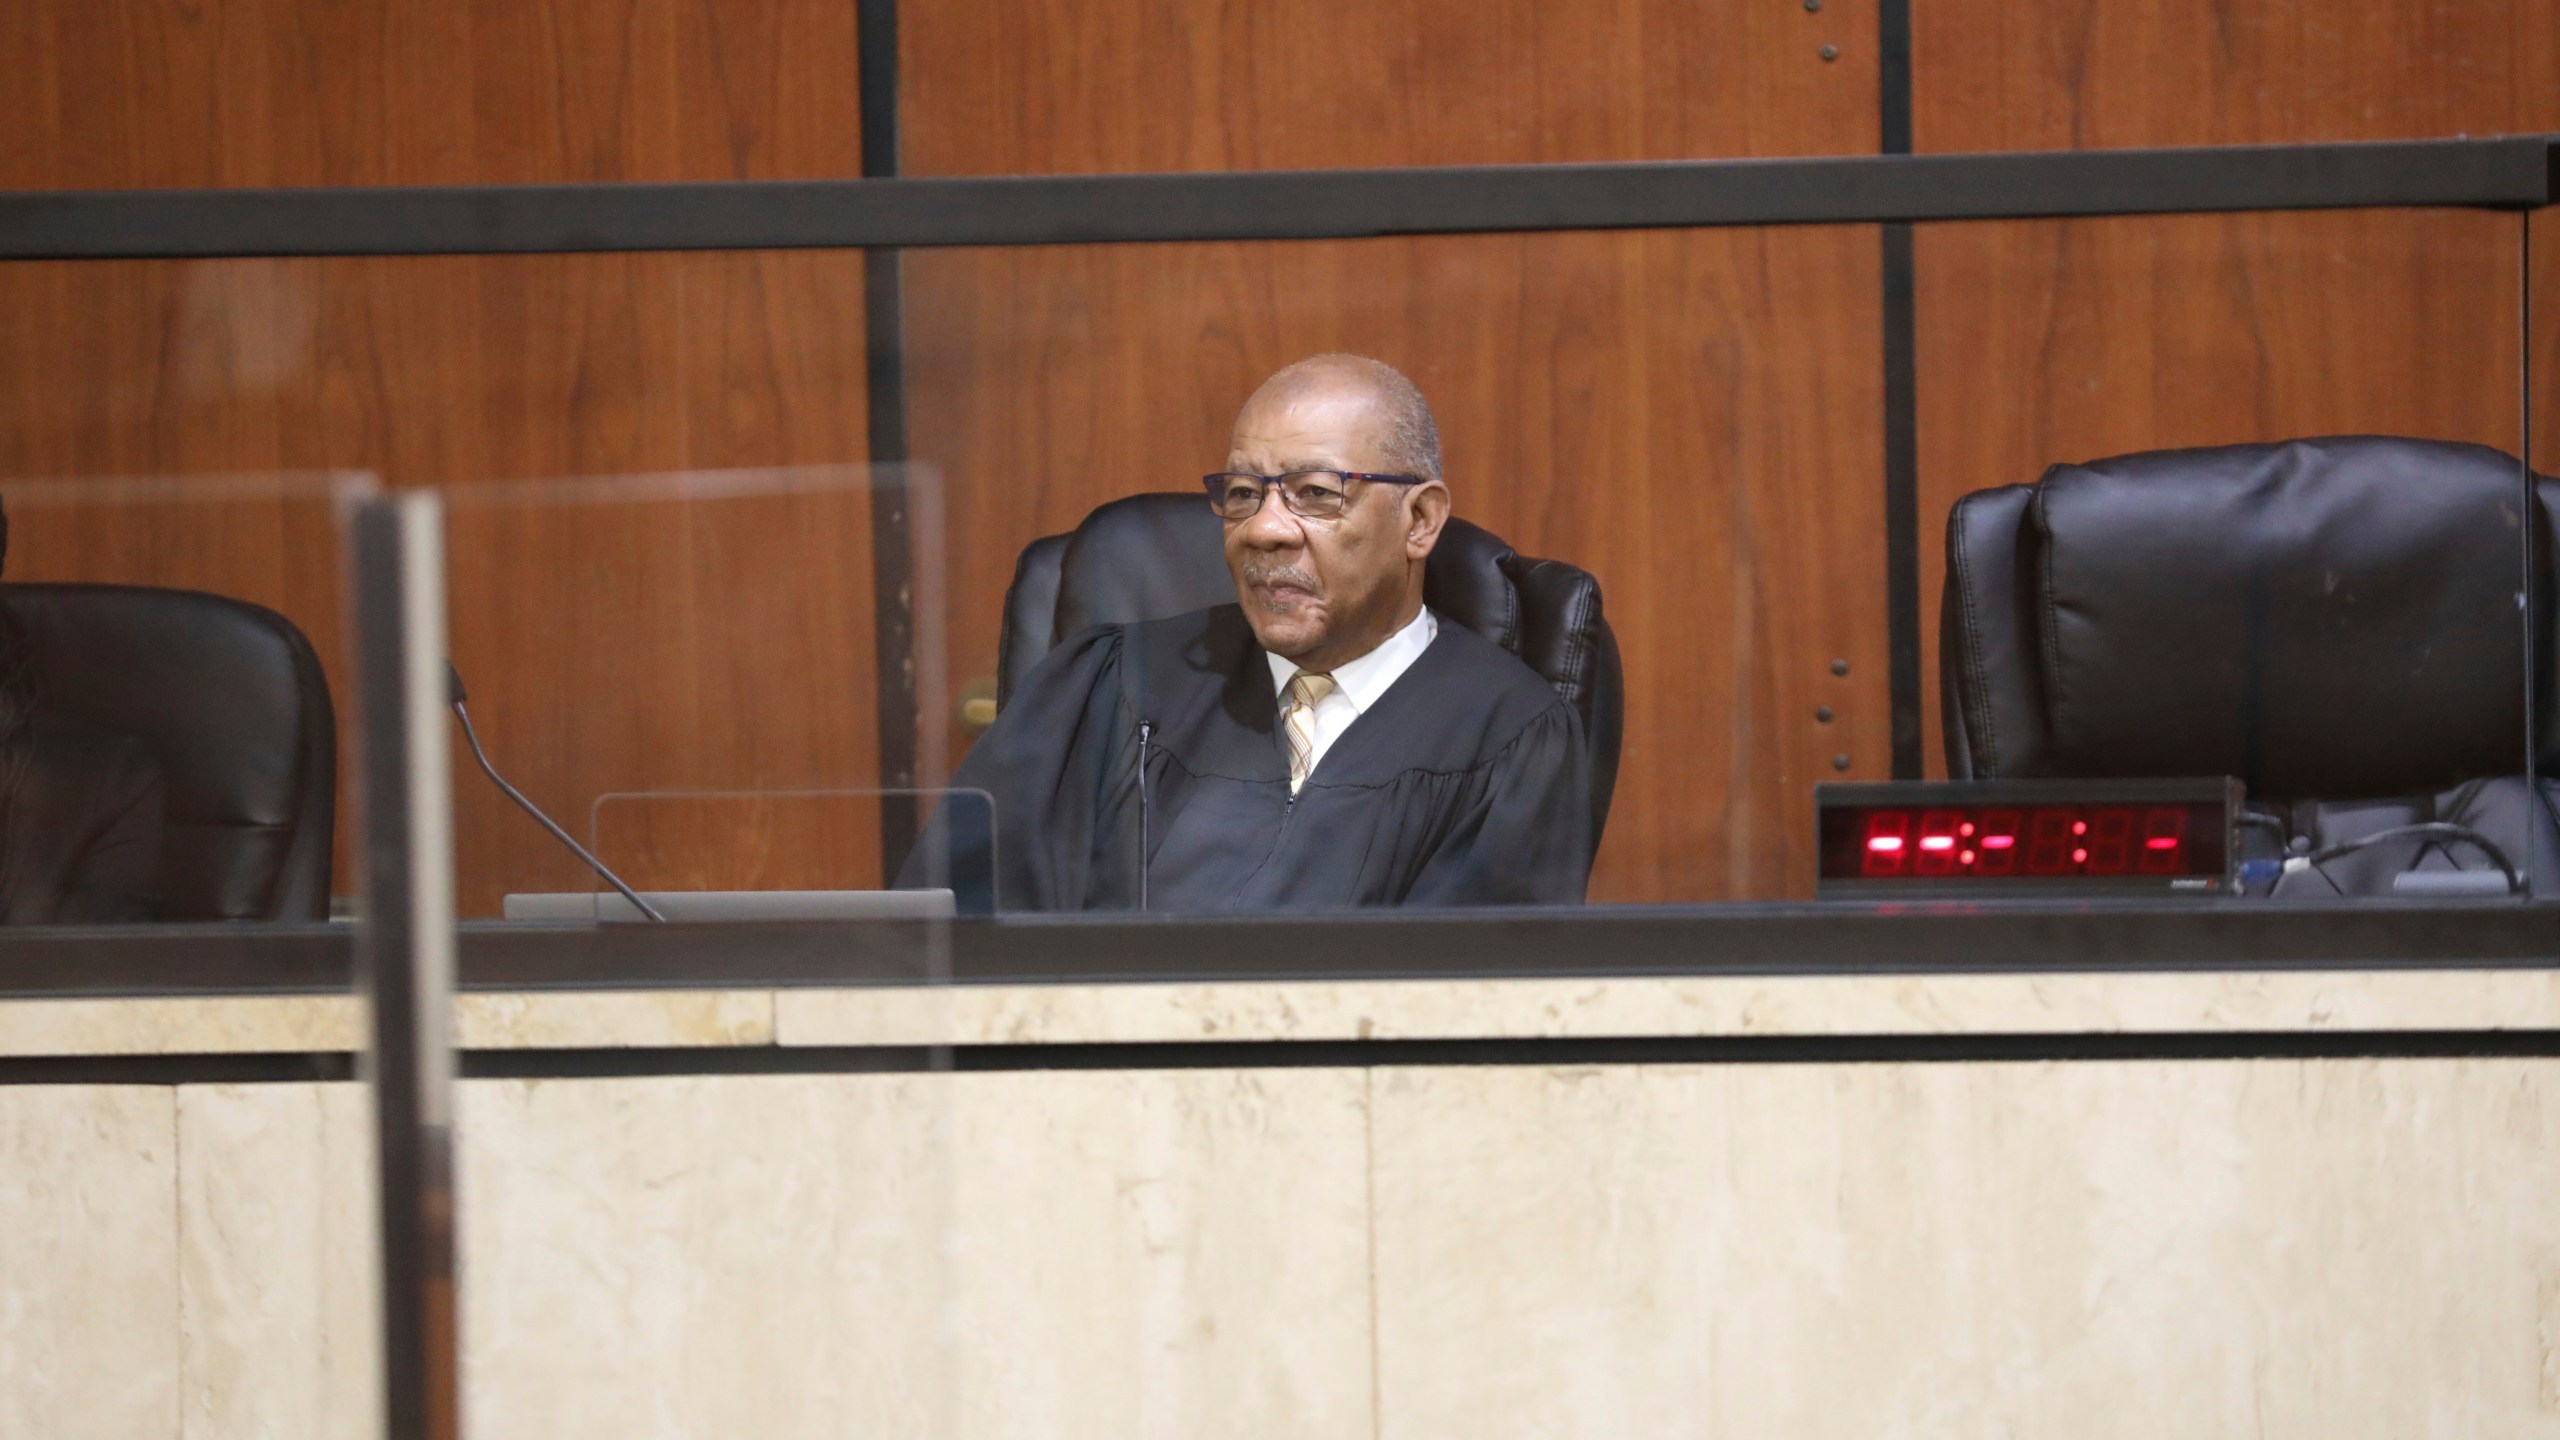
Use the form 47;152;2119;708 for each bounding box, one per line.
2302;821;2520;895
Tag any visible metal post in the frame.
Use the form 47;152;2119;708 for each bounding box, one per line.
352;492;462;1440
2521;209;2539;897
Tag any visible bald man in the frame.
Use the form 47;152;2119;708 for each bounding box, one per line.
913;354;1591;911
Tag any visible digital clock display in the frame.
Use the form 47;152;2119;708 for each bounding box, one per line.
1816;780;2237;896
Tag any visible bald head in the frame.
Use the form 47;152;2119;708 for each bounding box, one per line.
1241;354;1443;484
1220;354;1453;670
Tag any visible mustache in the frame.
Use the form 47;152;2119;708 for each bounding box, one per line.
1240;562;1319;591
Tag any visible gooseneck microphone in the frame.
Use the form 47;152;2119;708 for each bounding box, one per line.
446;661;667;923
1136;719;1156;912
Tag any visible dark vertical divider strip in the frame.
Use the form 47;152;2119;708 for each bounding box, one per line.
858;0;901;182
1878;0;1912;155
352;500;463;1440
1881;227;1921;775
2521;212;2539;895
1878;0;1924;777
860;0;921;880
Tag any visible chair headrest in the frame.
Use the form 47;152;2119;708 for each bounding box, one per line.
3;583;337;920
5;584;328;829
1052;495;1230;640
2023;436;2542;798
1423;519;1524;652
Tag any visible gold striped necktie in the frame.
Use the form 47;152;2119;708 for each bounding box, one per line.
1283;670;1337;792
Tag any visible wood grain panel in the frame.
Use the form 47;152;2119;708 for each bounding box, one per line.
1;0;877;915
588;793;890;894
1912;2;2558;152
902;0;1885;902
904;0;1870;175
0;0;862;189
1911;0;2560;777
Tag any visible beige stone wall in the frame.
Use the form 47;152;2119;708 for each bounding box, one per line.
6;1060;2560;1437
0;1086;181;1439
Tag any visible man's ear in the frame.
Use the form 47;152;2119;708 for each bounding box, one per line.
1404;481;1451;561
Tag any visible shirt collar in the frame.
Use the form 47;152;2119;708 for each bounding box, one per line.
1264;606;1439;714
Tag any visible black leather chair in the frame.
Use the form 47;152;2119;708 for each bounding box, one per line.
1940;435;2558;894
4;584;337;920
998;493;1625;843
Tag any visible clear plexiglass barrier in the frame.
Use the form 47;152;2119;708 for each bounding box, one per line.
426;462;973;1436
575;787;998;921
890;209;2548;910
435;463;952;920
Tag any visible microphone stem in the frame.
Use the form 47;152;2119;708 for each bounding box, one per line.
451;699;667;923
1137;720;1153;913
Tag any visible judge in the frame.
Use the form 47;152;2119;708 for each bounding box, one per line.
909;354;1592;911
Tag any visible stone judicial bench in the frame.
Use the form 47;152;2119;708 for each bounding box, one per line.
3;905;2558;1438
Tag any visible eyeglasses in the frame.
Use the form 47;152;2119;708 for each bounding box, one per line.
1202;470;1427;522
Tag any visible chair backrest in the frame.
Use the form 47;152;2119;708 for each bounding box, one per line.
4;584;337;920
997;493;1624;841
1940;436;2557;800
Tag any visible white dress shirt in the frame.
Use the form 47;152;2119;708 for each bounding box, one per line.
1264;607;1440;780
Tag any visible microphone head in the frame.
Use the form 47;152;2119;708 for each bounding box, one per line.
444;660;468;707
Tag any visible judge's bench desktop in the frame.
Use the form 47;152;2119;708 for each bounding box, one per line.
1;17;2555;1434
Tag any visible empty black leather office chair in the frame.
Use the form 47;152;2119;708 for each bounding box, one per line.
1940;435;2558;895
998;493;1625;844
3;584;337;920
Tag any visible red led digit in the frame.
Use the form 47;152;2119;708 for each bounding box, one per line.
2137;807;2187;873
1974;808;2021;875
1862;810;1910;876
2084;807;2134;873
1913;809;1963;876
2024;809;2076;874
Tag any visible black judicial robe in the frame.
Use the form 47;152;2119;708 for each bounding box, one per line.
905;604;1592;912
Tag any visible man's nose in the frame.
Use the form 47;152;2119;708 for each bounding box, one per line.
1238;485;1304;548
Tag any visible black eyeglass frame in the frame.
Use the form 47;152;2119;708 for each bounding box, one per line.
1202;469;1430;521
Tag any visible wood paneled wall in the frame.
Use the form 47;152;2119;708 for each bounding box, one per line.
1911;0;2560;777
0;0;861;189
0;1;879;915
5;0;2554;909
900;0;1890;903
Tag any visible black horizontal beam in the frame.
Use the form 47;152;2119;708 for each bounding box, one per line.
0;900;2555;1000
11;1029;2560;1087
0;137;2549;261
